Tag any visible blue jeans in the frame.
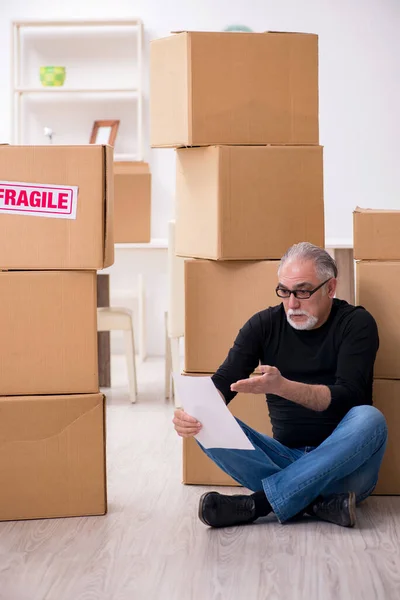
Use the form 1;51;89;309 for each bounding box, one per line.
199;405;388;523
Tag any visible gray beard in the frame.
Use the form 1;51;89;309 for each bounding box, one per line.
286;313;318;331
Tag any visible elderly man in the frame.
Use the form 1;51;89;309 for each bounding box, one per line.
173;242;387;528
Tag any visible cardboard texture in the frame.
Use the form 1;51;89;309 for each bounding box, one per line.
0;145;114;269
150;31;319;147
0;271;98;396
182;382;272;485
185;259;279;373
0;393;106;521
176;145;324;260
354;208;400;260
372;379;400;495
114;162;151;243
356;262;400;379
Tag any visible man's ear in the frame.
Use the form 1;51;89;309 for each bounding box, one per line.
328;278;337;298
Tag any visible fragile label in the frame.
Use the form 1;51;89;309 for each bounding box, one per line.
0;181;78;220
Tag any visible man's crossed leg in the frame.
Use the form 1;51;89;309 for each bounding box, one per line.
198;405;387;528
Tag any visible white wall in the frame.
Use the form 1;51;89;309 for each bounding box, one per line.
1;0;399;354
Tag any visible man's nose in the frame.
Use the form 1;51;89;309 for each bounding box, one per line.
288;292;300;309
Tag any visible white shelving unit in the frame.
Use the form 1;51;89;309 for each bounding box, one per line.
11;18;144;161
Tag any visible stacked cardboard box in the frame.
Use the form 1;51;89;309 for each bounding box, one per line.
114;161;151;243
151;31;325;484
354;208;400;494
0;144;113;520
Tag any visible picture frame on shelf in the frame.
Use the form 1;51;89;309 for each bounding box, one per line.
90;120;120;146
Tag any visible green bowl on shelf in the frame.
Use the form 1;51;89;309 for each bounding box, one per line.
224;25;253;32
39;66;66;87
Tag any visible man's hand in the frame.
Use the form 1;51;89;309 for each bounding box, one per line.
230;365;283;395
173;409;202;438
230;365;331;412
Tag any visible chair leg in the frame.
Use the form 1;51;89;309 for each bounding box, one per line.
165;312;172;400
137;274;146;363
124;326;138;404
170;337;181;408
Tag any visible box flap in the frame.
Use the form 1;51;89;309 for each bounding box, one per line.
0;393;106;521
114;161;150;176
151;31;188;42
264;30;317;36
103;145;115;268
0;394;103;443
172;30;317;36
354;206;400;214
171;30;253;36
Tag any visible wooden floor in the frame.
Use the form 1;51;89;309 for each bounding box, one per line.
1;357;400;600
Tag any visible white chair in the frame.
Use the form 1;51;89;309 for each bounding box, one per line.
165;220;185;407
97;307;138;403
110;273;146;363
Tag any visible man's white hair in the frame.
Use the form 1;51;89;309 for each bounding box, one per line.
278;242;338;281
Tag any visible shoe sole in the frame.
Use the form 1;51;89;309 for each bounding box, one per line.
348;491;357;528
198;492;214;527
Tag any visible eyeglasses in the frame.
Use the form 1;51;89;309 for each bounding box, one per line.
275;278;332;300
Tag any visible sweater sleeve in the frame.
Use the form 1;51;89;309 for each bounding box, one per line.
326;308;379;411
211;311;267;404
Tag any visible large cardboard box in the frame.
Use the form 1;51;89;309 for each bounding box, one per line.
151;31;319;147
0;145;114;269
185;260;279;372
356;262;400;379
372;379;400;495
0;393;106;521
114;162;151;243
0;271;98;395
182;382;272;485
176;145;324;260
354;208;400;260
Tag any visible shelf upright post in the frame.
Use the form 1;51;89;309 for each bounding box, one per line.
137;20;143;161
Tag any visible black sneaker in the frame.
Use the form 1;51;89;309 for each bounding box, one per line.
198;491;257;528
309;492;356;528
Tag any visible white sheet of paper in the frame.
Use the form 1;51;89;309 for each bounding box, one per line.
172;373;255;450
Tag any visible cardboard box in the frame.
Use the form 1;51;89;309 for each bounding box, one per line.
0;271;98;395
372;379;400;495
356;262;400;379
150;31;319;147
176;145;324;260
0;393;106;521
185;260;279;372
114;162;151;243
182;382;273;485
0;145;114;269
354;208;400;260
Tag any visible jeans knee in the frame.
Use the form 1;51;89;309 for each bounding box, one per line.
347;405;387;440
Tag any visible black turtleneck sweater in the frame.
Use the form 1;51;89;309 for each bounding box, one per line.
211;299;379;448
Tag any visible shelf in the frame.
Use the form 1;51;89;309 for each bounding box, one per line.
325;238;353;249
11;18;143;156
13;19;143;28
115;239;168;250
114;153;139;162
15;88;139;95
